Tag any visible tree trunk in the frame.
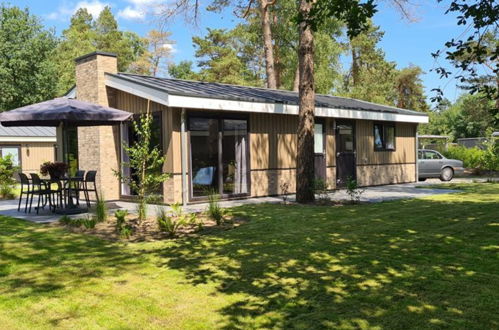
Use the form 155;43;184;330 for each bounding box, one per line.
292;65;299;92
296;0;315;203
351;42;360;87
260;0;277;89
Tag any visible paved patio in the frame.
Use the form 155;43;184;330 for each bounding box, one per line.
0;180;466;223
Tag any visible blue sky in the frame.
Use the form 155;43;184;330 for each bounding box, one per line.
12;0;465;102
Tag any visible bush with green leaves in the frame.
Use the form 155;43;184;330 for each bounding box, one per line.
0;155;18;199
157;203;199;237
207;190;224;225
114;209;131;238
444;142;499;172
346;177;364;204
114;112;170;222
59;215;96;229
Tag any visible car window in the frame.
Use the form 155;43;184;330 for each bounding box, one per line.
418;151;424;159
424;151;442;160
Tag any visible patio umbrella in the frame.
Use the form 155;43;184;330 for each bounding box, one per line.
0;97;132;127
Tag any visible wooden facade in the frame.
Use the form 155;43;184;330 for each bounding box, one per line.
0;142;55;173
107;88;418;203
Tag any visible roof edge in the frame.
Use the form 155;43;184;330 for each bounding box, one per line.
75;51;117;63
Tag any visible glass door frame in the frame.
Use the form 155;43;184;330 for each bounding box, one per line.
187;112;250;202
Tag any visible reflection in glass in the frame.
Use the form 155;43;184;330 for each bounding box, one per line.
222;119;248;194
190;118;219;197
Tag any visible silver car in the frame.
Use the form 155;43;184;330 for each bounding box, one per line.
418;149;464;181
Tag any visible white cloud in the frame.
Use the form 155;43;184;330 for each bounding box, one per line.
47;0;110;21
117;6;145;20
117;0;163;21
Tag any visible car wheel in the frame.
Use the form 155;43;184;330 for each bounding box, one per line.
418;177;426;182
440;167;454;181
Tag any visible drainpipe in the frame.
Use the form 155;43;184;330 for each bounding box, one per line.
56;122;64;162
180;108;188;207
415;125;419;183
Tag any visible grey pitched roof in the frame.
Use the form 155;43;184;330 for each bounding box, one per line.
0;124;55;137
111;72;427;117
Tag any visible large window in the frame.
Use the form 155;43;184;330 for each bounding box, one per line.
189;116;248;199
374;123;395;151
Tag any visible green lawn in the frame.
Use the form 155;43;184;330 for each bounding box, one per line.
1;184;498;329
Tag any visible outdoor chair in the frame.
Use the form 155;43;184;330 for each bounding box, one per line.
29;173;63;214
17;173;32;213
81;170;98;207
66;170;86;205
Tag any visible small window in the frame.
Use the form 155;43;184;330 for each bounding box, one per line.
424;151;442;160
373;123;396;151
314;123;324;154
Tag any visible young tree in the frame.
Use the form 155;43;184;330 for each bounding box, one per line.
114;109;170;221
0;5;58;111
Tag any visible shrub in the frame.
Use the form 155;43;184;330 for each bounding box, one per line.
114;209;129;234
313;178;330;201
207;191;224;225
157;204;199;236
346;177;364;204
40;161;68;178
59;215;72;225
95;193;107;222
444;143;499;172
0;155;18;199
280;181;290;202
82;216;97;229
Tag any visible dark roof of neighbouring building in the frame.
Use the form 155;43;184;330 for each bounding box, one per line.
110;72;428;117
0;124;55;137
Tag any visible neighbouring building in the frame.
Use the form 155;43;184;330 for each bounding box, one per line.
0;124;56;172
64;51;428;204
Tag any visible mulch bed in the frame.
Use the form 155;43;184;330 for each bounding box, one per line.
52;212;249;242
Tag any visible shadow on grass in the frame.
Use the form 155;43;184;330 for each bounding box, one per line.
152;193;499;329
0;218;144;299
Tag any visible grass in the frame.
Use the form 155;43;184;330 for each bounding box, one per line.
1;183;498;329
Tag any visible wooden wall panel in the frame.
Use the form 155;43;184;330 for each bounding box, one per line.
5;142;55;173
114;89;166;114
357;164;416;186
356;121;416;165
250;113;298;170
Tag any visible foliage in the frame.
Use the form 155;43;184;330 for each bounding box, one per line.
129;30;174;76
192;28;261;86
394;65;429;112
421;93;497;139
0;4;58;111
342;22;397;105
157;204;200;236
114;113;170;222
54;7;147;94
114;209;131;238
0;155;18;199
207;190;224;225
95;194;107;222
313;178;330;201
345;176;364;204
59;215;97;229
444;141;499;172
39;161;69;178
168;60;198;80
432;1;498;109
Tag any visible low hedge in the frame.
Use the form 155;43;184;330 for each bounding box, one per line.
443;142;499;172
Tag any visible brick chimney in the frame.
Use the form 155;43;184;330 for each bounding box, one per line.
75;51;120;200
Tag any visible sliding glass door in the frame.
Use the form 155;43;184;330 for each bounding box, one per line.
189;116;248;199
